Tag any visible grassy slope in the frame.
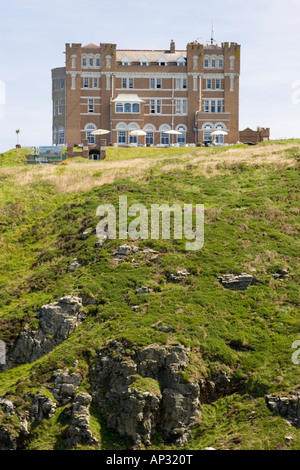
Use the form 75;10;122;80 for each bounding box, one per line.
0;141;299;450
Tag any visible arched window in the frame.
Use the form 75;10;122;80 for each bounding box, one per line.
193;56;198;69
85;123;97;144
58;126;65;145
176;124;187;146
160;124;171;146
144;124;155;145
124;103;131;113
116;123;127;144
202;123;213;143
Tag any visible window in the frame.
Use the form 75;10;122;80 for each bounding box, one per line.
122;78;134;89
175;99;187;115
93;77;98;88
71;55;76;68
58;126;65;145
215;78;221;89
89;57;94;67
83;77;89;88
218;58;223;68
203;99;224;113
161;133;169;145
85;123;96;144
176;78;187;90
176;125;187;146
150;99;162;114
60;79;65;90
115;102;140;113
150;78;162;89
82;57;87;67
118;131;126;143
88;99;94;113
58;99;63;115
193;56;198;69
96;56;100;67
204;59;209;68
146;132;154;145
206;79;212;89
211;59;216;68
177;59;185;66
203;123;213;142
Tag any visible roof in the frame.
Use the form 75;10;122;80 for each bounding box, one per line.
116;50;186;62
112;94;145;103
83;43;100;48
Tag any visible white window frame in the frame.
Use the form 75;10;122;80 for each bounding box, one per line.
150;99;162;114
175;99;187;115
88;98;94;113
85;123;97;144
83;77;89;88
122;78;134;89
150;78;162;89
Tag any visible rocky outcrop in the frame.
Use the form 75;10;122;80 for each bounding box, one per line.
217;273;255;291
5;296;84;369
29;393;57;423
91;343;200;447
266;393;300;427
51;369;81;405
66;393;98;448
167;269;190;283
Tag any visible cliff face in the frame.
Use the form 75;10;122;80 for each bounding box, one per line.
91;343;200;447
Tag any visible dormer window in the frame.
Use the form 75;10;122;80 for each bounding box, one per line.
140;56;150;66
121;56;131;66
176;57;186;66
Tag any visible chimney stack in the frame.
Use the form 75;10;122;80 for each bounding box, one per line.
170;39;175;53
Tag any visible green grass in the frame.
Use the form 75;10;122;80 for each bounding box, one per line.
0;141;299;450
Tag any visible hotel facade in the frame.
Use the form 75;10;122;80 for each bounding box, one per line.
52;39;241;149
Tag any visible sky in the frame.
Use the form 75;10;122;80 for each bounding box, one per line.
0;0;300;152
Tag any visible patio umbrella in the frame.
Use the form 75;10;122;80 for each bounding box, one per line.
91;129;110;135
129;129;147;146
129;130;147;136
162;130;183;135
211;130;228;136
162;129;183;145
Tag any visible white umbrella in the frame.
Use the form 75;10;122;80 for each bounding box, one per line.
91;129;110;135
129;130;147;136
162;130;183;135
211;130;228;136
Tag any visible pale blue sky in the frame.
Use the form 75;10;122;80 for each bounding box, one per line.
0;0;299;152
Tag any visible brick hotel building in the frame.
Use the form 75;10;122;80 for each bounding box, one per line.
52;39;241;150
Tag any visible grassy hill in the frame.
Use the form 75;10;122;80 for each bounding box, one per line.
0;140;299;450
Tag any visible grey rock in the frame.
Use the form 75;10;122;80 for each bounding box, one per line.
68;258;82;271
0;398;15;415
218;273;255;291
6;297;84;368
266;393;300;428
167;269;190;283
136;286;152;295
91;343;200;447
51;369;81;405
29;393;57;423
66;393;98;448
